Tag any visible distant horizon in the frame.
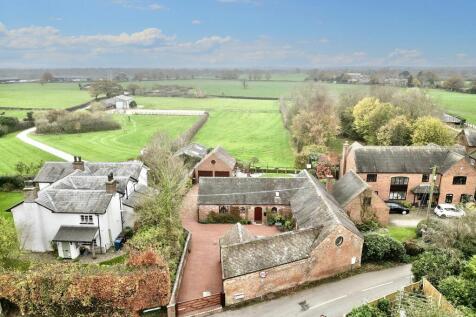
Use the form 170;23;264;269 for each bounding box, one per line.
1;1;475;68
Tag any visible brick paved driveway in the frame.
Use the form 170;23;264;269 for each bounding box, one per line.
177;185;279;302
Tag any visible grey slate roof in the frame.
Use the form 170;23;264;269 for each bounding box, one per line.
352;146;464;174
221;227;320;279
175;143;208;160
198;177;306;205
123;184;154;208
34;161;144;183
220;223;256;247
412;184;440;194
202;146;236;170
53;175;129;194
463;129;476;147
52;226;98;242
36;190;113;214
332;171;369;207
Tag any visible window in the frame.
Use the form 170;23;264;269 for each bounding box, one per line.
445;194;453;203
335;236;344;247
366;174;377;182
211;159;216;165
363;196;372;207
422;174;430;182
80;215;93;224
271;207;278;213
219;206;228;214
453;176;467;185
389;177;409;200
460;194;472;203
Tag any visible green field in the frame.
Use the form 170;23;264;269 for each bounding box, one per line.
136;96;295;166
0;191;22;220
0;83;90;109
0;110;33;119
0;132;59;175
32;115;197;162
428;89;476;123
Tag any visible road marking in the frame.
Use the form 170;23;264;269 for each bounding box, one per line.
308;295;348;310
361;281;393;292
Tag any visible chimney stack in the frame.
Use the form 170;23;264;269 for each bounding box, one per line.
106;172;117;194
341;141;350;177
325;174;334;192
23;180;38;202
73;156;85;171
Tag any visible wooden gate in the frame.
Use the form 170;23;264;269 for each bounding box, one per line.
176;293;222;316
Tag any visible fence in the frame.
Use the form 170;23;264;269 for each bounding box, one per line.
175;293;222;316
249;166;300;174
422;277;459;314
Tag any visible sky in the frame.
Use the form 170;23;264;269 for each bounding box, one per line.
0;0;475;68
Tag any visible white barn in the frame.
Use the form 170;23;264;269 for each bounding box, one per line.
9;157;150;259
115;94;134;110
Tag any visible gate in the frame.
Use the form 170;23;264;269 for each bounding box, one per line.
176;293;222;316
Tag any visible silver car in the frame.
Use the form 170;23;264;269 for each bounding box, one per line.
433;204;466;218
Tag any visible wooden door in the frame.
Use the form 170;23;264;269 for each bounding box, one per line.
254;207;262;222
62;242;71;258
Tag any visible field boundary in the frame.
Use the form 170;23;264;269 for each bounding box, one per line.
208;95;279;100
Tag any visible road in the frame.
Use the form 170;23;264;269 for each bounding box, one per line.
218;264;413;317
16;127;75;162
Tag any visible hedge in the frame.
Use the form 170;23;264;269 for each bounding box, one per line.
362;233;406;262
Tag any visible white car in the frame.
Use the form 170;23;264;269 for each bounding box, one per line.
433;204;466;218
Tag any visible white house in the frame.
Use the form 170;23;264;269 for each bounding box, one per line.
9;157;150;260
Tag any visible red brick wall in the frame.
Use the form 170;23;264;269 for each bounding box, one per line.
439;159;476;204
198;204;292;223
344;191;389;225
222;225;363;306
194;152;233;179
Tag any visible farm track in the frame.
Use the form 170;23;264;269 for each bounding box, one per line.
17;128;75;161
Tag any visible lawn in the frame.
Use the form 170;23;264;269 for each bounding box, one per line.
0;83;90;109
388;226;417;242
0;132;59;175
32;115;197;162
0;191;22;221
427;89;476;123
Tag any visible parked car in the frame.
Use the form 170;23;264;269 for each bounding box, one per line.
386;202;410;215
433;204;466;218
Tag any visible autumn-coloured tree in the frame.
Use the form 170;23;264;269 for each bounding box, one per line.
377;115;413;145
412;116;455;146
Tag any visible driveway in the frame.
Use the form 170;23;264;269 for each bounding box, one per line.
217;264;413;317
178;186;279;302
389;208;438;227
16;127;74;161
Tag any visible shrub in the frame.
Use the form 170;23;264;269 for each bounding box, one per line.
206;211;241;224
129;100;137;108
403;239;425;256
0;115;34;137
362;233;406;262
347;304;385;317
438;276;472;308
411;249;464;285
0;175;25;191
35;110;120;134
356;220;380;232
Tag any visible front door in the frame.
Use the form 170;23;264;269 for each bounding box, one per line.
62;242;71;258
254;207;263;223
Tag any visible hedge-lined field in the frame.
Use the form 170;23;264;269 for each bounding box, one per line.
427;89;476;123
0;132;58;175
31;115;197;162
0;83;90;109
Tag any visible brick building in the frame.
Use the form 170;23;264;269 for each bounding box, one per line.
203;170;363;305
191;146;236;183
458;128;476;156
332;170;389;225
341;142;476;206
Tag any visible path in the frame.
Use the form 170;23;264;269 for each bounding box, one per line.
112;109;206;116
218;264;413;317
16;127;74;161
178;185;279;302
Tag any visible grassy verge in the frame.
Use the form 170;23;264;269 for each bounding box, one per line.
0;191;22;221
99;254;128;266
388;226;417;242
31;115;197;162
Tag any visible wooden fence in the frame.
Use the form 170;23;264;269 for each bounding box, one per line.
175;293;222;316
422;278;460;315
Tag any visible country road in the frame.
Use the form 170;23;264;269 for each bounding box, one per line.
218;264;413;317
16;127;75;162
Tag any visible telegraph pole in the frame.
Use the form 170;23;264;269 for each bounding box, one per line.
426;166;437;222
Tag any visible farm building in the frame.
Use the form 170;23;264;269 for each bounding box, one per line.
457;128;476;154
175;143;209;166
341;142;476;206
8;157;150;259
192;146;236;183
216;170;363;306
103;94;135;110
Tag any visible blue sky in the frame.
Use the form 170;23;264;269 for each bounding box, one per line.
0;0;475;68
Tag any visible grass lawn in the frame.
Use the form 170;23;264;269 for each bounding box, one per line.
0;83;91;109
428;89;476;123
32;115;197;162
0;132;59;175
0;191;22;221
388;226;417;242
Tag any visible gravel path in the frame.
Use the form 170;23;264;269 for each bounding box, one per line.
16;127;75;162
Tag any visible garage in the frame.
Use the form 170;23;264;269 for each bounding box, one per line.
197;170;213;182
215;171;230;177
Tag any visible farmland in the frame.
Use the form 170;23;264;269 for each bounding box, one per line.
0;132;59;175
31;115;197;162
0;83;90;109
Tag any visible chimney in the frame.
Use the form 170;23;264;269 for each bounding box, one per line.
341;141;349;177
106;172;117;194
73;156;84;171
23;180;38;202
325;174;334;192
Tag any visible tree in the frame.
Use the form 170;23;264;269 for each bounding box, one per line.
353;97;399;144
89;80;123;99
443;76;465;91
411;249;463;285
390;88;440;119
417;71;439;87
377;115;413;145
40;72;54;85
126;84;141;95
411;116;455;146
294;144;326;169
407;75;421;88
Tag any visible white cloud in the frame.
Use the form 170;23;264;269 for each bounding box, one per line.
318;37;329;44
386;48;425;65
192;19;202;25
148;3;163;11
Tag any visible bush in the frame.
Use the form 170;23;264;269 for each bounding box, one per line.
347;304;386;317
438;276;472;308
363;233;406;262
416;218;443;238
206;211;241;224
411;249;464;285
0;175;25;191
35;110;121;134
0;115;34;137
356;220;380;232
403;239;425;256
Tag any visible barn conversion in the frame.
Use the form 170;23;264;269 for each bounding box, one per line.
191;146;236;183
200;170;364;305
